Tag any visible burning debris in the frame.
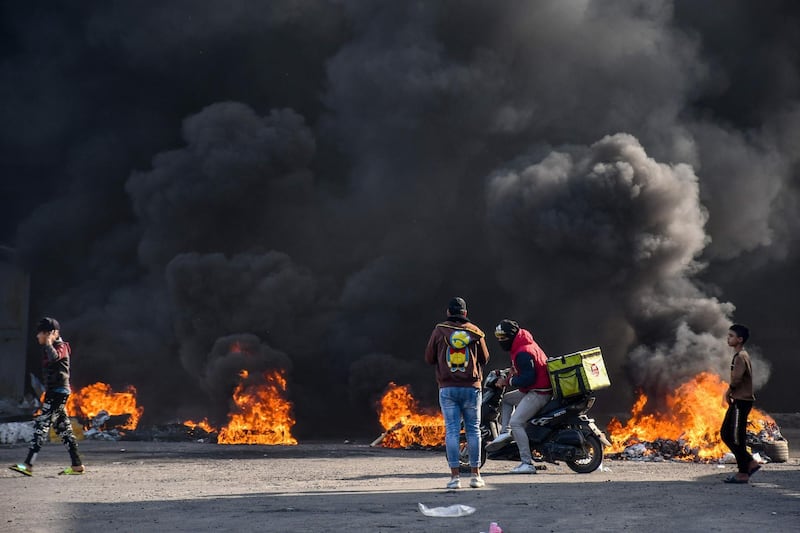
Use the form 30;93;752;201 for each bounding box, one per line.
1;368;299;444
34;367;301;444
216;369;297;445
606;372;788;462
372;383;445;449
125;421;218;443
184;418;215;436
370;421;404;448
746;419;790;463
82;410;124;441
67;382;144;431
26;382;148;441
183;369;297;445
368;377;791;464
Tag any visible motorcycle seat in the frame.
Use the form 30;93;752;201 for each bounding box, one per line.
538;395;592;417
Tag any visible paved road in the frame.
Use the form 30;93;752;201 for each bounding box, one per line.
1;439;798;532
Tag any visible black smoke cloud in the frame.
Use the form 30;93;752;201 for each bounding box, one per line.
3;1;799;436
486;133;770;404
126;103;318;271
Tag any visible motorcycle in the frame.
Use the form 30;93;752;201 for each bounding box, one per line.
459;370;610;473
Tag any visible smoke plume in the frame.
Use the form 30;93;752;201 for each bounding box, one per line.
3;1;799;435
487;133;771;403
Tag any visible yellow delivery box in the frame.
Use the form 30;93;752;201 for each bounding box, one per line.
547;347;610;398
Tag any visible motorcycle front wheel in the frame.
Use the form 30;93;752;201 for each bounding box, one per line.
458;434;488;472
565;433;604;473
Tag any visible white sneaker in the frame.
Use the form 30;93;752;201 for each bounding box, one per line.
486;431;513;450
469;476;485;488
446;477;461;489
510;462;537;474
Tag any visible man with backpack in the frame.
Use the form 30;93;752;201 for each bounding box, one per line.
425;297;490;489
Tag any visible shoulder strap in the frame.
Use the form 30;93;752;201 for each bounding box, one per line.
435;322;485;339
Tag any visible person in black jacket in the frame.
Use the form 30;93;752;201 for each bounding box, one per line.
10;317;84;476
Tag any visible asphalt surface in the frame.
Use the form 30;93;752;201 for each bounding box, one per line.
1;432;798;533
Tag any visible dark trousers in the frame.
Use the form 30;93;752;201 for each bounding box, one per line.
25;391;82;467
720;399;753;474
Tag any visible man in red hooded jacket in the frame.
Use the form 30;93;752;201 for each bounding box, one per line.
486;319;552;474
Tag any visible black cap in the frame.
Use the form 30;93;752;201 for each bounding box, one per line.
447;297;467;315
37;317;60;333
495;319;519;340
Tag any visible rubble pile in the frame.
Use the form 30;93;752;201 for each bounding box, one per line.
748;418;784;445
83;416;221;443
608;439;704;462
82;410;123;441
0;421;34;444
746;419;790;463
70;410;135;441
608;420;788;463
125;422;218;443
0;397;38;444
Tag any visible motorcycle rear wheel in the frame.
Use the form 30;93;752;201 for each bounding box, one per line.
565;433;604;473
458;434;487;472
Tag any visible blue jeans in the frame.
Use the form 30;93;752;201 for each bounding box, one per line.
439;386;481;469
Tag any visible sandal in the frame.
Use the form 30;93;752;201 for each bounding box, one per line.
9;463;33;477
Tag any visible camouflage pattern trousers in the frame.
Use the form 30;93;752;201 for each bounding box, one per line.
29;391;82;466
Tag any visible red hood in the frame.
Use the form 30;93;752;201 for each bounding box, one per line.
511;328;535;354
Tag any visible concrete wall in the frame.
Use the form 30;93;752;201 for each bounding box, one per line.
0;252;29;399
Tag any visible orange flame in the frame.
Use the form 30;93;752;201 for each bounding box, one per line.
183;418;215;433
215;369;298;445
607;372;774;460
377;383;445;448
66;382;144;430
